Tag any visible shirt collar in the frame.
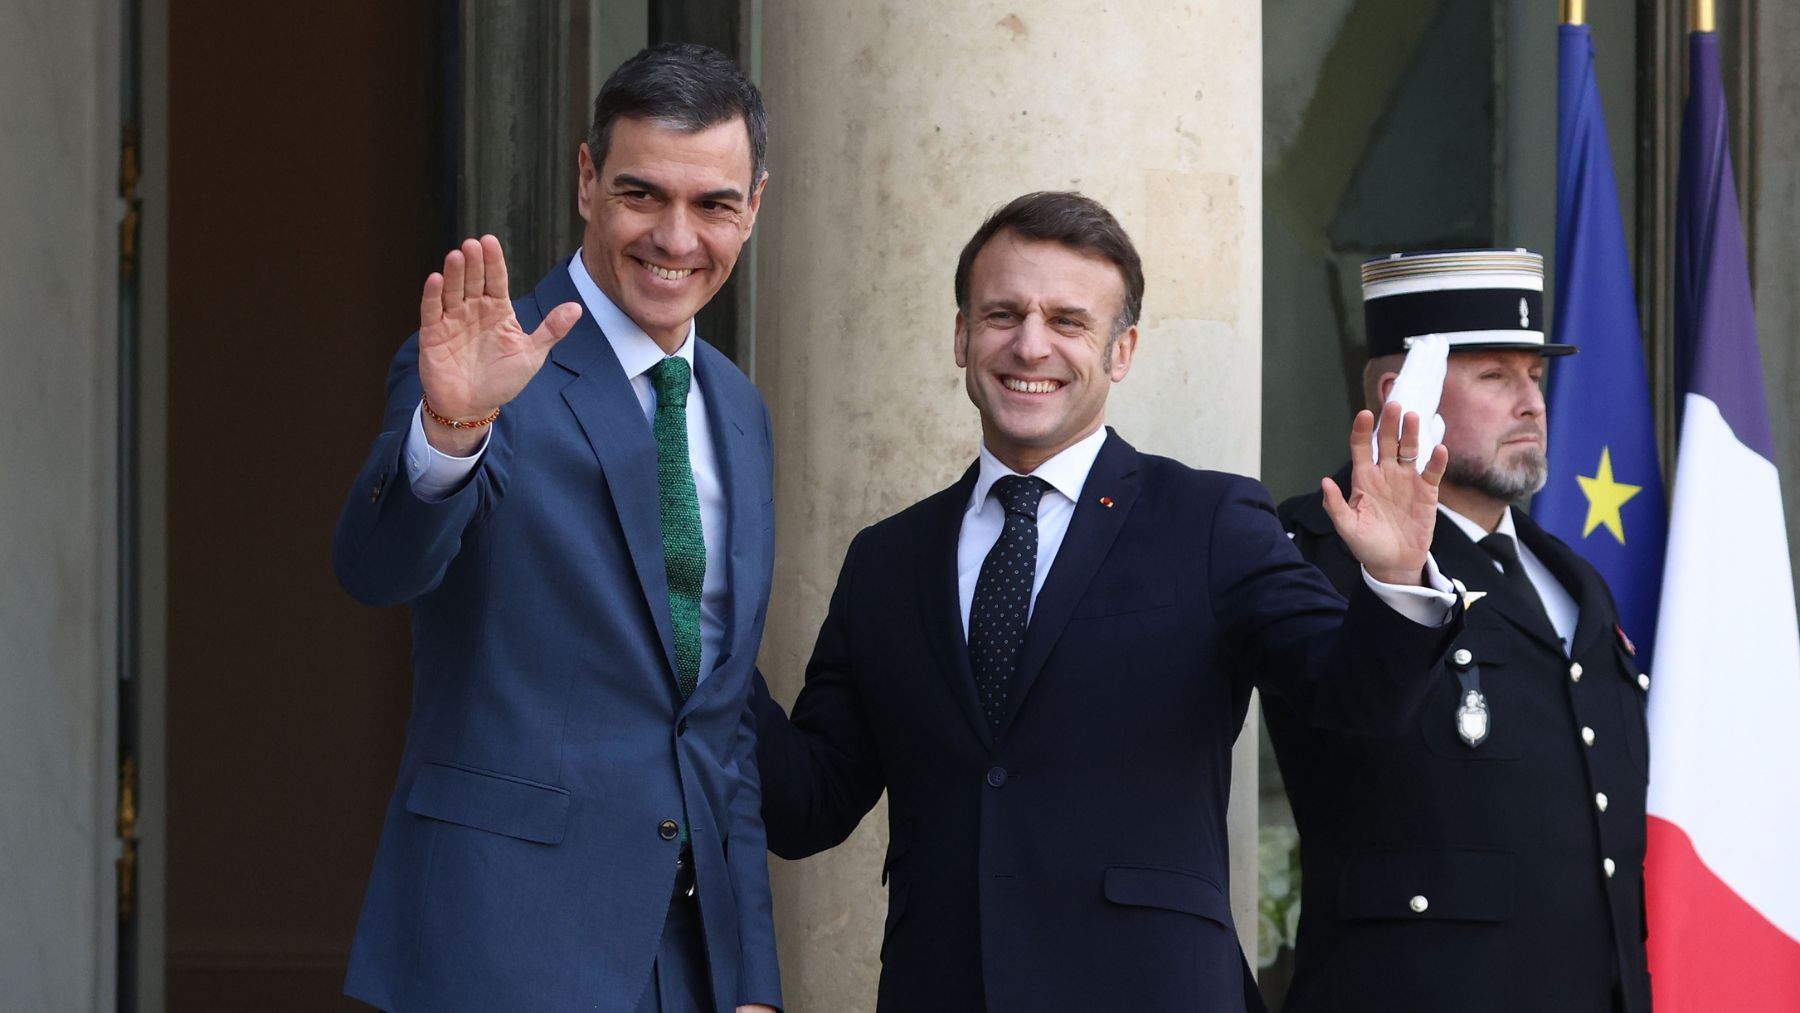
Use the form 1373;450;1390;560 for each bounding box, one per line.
970;425;1110;512
1438;501;1517;544
568;250;697;379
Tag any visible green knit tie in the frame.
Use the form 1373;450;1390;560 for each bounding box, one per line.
649;356;705;700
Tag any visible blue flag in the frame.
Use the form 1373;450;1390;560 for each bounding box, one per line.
1535;23;1666;669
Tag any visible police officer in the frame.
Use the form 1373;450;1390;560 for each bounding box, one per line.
1270;250;1651;1013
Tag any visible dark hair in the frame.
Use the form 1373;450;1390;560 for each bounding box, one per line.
587;43;767;187
953;191;1145;333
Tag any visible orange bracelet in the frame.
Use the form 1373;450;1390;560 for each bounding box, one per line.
421;393;501;430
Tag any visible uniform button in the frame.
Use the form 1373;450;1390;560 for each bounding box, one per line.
1604;858;1617;878
1452;649;1473;667
1595;792;1609;812
658;819;679;841
1581;726;1596;746
1639;673;1651;691
1569;661;1584;682
986;766;1007;788
1409;895;1429;913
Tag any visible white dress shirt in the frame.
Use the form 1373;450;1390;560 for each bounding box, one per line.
404;252;731;685
1438;504;1580;651
956;427;1456;638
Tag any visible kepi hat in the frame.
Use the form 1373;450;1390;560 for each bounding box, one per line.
1361;249;1577;358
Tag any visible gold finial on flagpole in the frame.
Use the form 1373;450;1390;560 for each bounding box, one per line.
1692;0;1716;33
1562;0;1586;26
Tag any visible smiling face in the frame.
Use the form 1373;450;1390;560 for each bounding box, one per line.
577;115;766;352
1436;349;1550;511
954;232;1138;473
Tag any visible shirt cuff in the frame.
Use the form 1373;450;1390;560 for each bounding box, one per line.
1361;554;1457;627
405;400;489;501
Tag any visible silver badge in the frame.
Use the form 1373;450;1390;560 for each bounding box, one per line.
1456;689;1490;747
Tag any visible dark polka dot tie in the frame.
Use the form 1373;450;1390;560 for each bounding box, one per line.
969;475;1049;729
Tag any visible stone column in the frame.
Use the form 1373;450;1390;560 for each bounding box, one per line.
752;2;1263;1007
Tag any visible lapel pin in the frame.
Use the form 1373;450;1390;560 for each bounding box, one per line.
1098;496;1114;508
1615;624;1636;656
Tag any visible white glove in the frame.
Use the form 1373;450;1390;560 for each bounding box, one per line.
1374;333;1448;473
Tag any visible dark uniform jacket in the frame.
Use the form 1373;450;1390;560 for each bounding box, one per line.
752;433;1459;1013
1271;467;1651;1013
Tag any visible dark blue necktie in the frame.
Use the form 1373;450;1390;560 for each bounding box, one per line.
969;475;1049;729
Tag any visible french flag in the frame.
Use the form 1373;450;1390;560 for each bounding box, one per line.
1644;26;1800;1010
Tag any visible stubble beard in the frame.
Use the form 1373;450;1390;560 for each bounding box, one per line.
1445;446;1548;504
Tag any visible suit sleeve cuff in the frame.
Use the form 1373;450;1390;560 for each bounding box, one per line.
405;400;489;501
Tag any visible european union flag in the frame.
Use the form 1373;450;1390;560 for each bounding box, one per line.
1535;23;1667;670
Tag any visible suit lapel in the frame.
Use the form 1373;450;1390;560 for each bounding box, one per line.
540;267;680;687
683;342;760;712
1514;509;1609;658
919;463;994;750
1002;431;1139;733
1432;517;1565;654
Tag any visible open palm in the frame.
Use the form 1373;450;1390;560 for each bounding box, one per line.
417;234;583;424
1321;402;1447;586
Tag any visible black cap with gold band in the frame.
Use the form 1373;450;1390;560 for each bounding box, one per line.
1361;249;1578;358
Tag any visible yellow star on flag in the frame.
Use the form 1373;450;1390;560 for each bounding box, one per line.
1576;446;1642;544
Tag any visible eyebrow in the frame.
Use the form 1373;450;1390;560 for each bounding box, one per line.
610;173;746;205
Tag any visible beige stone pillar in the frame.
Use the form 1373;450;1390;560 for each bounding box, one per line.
752;3;1263;1007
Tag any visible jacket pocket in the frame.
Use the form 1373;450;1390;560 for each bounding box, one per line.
1103;865;1232;926
1338;849;1512;922
404;760;570;845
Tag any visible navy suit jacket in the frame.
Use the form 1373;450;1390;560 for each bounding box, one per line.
752;432;1458;1013
334;259;781;1012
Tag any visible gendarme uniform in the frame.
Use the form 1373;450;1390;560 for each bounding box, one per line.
1269;250;1652;1013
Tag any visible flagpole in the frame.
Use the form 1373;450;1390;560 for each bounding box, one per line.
1691;0;1715;33
1561;0;1585;26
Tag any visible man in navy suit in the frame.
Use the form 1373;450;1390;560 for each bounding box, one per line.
334;44;780;1013
751;191;1462;1012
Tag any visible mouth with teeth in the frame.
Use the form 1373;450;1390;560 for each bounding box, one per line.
638;259;695;282
1001;376;1063;395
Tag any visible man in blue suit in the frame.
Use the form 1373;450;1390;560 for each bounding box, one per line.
333;44;780;1013
751;191;1461;1012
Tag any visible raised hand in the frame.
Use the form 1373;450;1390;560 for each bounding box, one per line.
1321;401;1449;586
417;235;584;453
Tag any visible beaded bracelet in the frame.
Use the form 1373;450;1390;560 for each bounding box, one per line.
421;393;501;430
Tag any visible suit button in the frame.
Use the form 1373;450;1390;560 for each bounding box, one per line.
677;718;689;736
1604;858;1616;878
1409;895;1429;913
1452;649;1472;667
986;766;1007;788
1595;792;1609;812
658;819;679;841
1639;673;1651;691
1581;726;1596;746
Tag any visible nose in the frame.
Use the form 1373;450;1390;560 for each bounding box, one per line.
1013;313;1053;361
1518;374;1546;417
651;205;700;258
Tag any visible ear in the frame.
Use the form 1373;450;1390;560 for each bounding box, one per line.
743;169;769;236
577;143;597;223
1108;324;1139;382
1376;370;1400;403
954;311;969;368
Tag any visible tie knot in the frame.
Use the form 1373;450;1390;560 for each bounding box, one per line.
993;475;1049;518
649;356;692;410
1479;533;1522;574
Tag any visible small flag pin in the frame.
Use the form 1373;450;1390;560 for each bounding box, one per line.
1099;496;1114;508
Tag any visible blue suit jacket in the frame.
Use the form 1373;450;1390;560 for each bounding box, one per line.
753;432;1458;1012
334;259;781;1012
